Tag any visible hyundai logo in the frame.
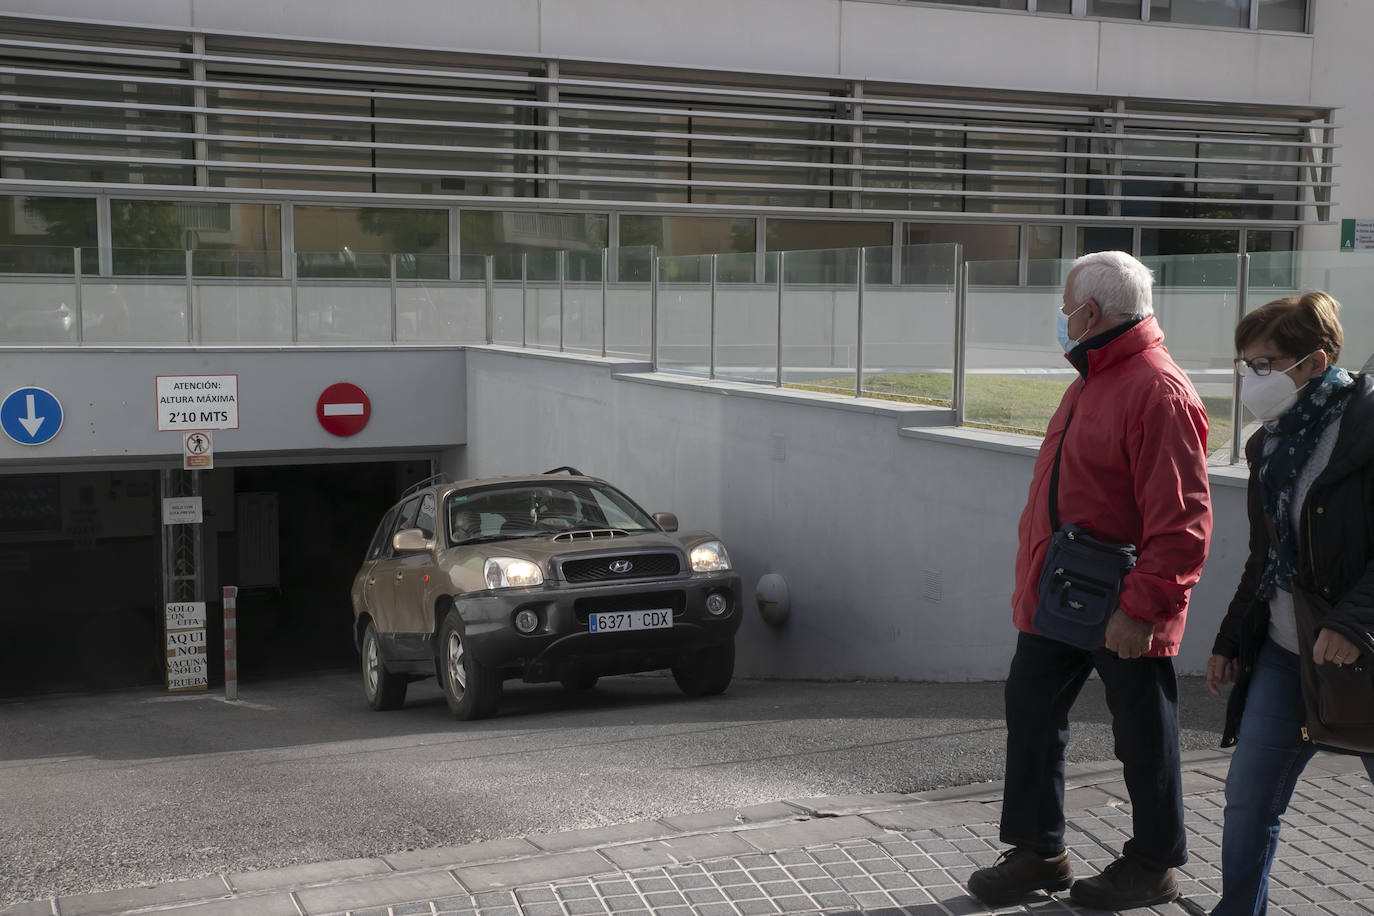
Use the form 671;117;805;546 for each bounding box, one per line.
609;559;633;573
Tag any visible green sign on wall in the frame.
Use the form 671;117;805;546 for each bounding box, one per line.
1341;218;1374;250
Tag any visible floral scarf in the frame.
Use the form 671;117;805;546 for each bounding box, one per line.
1257;365;1356;599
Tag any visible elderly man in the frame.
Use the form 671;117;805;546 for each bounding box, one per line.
968;251;1213;911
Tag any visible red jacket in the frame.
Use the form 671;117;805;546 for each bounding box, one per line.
1011;316;1213;657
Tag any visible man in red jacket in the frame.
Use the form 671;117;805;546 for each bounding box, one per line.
968;251;1213;911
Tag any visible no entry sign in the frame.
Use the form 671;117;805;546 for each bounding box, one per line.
316;382;371;437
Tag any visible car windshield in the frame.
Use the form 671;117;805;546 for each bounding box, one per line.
445;482;658;545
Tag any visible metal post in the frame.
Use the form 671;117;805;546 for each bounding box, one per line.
952;247;968;426
600;248;608;358
72;247;84;343
855;247;865;397
709;253;718;379
290;253;299;343
1231;252;1251;465
558;249;566;352
649;245;659;370
775;250;785;388
185;250;195;344
484;254;494;345
521;253;528;349
222;585;238;701
389;253;398;343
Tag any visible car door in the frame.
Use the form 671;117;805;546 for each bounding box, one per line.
390;491;438;634
354;505;398;621
371;496;421;633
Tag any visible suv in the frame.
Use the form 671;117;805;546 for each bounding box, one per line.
350;468;743;719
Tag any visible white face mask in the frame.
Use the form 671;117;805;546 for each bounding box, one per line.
1056;300;1090;353
1238;352;1315;422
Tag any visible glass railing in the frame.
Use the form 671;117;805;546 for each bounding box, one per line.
6;241;1374;465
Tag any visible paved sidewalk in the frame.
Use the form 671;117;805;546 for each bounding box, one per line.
4;749;1371;916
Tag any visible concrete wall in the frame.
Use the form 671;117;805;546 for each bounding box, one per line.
459;346;1249;681
0;348;466;467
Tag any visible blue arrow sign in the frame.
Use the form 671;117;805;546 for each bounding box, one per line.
1;387;64;446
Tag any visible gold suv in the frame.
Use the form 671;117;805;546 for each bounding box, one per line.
350;468;742;719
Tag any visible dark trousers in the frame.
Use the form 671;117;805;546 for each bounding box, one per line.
998;631;1187;870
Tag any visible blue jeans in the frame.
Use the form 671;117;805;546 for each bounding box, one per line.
999;631;1187;869
1213;639;1374;916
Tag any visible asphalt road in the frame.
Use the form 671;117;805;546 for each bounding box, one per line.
0;669;1229;906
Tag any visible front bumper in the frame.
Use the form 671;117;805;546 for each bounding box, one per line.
456;573;742;683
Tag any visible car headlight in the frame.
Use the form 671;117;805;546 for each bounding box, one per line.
484;557;544;589
690;541;731;572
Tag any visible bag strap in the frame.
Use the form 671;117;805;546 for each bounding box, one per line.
1048;383;1084;532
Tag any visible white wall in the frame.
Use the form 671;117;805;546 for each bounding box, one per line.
460;347;1250;681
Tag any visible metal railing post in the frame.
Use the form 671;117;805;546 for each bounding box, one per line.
520;253;528;349
600;248;608;358
709;253;718;379
1231;252;1251;465
649;245;659;370
775;250;785;388
185;250;195;344
290;252;299;343
558;249;566;352
952;247;968;426
484;254;494;344
72;247;84;343
855;247;865;397
389;253;398;343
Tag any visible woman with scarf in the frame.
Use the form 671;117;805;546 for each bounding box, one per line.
1207;290;1374;916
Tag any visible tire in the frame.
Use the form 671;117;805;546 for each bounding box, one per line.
438;609;501;720
672;641;735;697
361;621;408;711
560;673;600;691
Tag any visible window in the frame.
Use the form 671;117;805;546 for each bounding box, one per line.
294;206;448;279
0;196;98;273
1140;227;1239;286
1078;226;1134;256
1258;0;1305;30
620;215;757;281
1149;0;1250;27
1088;0;1144;19
905;223;1018;285
459;209;609;280
416;494;436;540
110;200;283;277
766;220;892;283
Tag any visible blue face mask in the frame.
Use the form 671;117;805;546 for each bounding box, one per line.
1056;301;1089;353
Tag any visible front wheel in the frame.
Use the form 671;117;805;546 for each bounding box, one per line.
672;641;735;697
362;621;407;711
438;609;501;720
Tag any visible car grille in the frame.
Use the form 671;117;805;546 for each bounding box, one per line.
574;590;685;624
561;552;681;583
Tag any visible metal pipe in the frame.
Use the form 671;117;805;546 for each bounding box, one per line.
775;250;785;388
1230;252;1251;465
558;249;566;352
952;246;968;426
484;254;494;345
290;252;299;343
600;248;609;358
72;247;83;344
389;252;398;343
709;253;718;379
185;249;195;344
855;247;865;397
520;252;528;349
649;245;658;370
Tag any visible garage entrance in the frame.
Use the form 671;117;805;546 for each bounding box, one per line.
0;459;431;699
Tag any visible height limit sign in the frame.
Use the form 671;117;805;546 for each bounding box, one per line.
157;374;239;431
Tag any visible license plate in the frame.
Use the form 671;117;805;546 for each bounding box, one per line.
588;608;673;633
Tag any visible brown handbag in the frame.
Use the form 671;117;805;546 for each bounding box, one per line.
1291;588;1374;755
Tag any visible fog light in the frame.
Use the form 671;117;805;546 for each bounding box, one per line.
705;592;729;616
514;609;540;634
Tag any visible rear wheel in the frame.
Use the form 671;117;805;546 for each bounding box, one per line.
438;609;501;720
361;621;407;711
672;641;735;697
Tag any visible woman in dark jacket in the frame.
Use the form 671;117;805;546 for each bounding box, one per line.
1207;290;1374;916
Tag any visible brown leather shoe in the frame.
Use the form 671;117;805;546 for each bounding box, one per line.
967;848;1073;906
1069;856;1179;910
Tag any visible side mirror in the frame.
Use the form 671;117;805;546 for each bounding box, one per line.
392;528;432;553
652;512;678;532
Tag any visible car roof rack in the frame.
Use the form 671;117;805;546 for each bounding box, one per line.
400;472;453;498
542;466;584;476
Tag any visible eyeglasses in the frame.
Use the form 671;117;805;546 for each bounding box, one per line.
1233;356;1294;377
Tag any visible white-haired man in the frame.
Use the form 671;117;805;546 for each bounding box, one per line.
968;251;1213;910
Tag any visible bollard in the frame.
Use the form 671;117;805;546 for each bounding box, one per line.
222;585;238;700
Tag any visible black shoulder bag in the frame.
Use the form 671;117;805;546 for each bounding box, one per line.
1033;401;1139;650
